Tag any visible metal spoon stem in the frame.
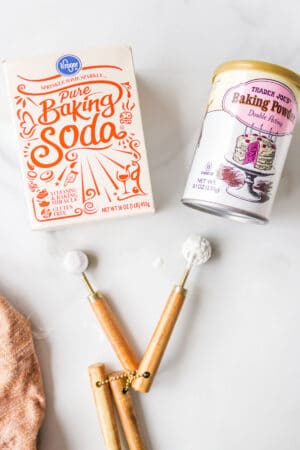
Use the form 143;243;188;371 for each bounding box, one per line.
82;272;96;295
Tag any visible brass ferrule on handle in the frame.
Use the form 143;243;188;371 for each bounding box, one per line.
132;285;187;393
88;291;139;372
88;291;105;303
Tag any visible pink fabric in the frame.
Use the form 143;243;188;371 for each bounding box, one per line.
0;296;46;450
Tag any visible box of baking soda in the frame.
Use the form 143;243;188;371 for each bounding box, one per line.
4;47;154;229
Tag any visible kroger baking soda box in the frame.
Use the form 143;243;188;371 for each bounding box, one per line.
4;47;154;229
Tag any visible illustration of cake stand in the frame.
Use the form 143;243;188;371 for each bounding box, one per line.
225;155;274;203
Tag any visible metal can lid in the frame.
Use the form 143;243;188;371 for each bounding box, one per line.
212;60;300;89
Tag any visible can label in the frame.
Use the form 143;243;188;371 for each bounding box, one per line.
183;72;298;220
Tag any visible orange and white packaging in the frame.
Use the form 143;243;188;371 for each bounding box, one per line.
4;47;154;229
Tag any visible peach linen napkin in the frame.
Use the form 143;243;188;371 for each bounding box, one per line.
0;295;46;450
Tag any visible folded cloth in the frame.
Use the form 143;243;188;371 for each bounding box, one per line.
0;296;46;450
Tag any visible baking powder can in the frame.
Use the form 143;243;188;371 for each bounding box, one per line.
182;60;300;224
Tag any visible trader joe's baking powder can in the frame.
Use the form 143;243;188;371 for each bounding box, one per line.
182;60;300;223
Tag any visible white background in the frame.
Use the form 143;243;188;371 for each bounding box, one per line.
0;1;300;449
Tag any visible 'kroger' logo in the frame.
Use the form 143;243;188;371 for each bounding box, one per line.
56;54;82;76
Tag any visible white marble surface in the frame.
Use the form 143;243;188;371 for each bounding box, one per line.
1;1;300;449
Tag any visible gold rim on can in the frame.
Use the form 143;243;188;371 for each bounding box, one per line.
212;60;300;89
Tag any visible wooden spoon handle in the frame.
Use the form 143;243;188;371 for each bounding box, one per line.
88;363;121;450
89;292;139;371
110;372;147;450
132;285;187;393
